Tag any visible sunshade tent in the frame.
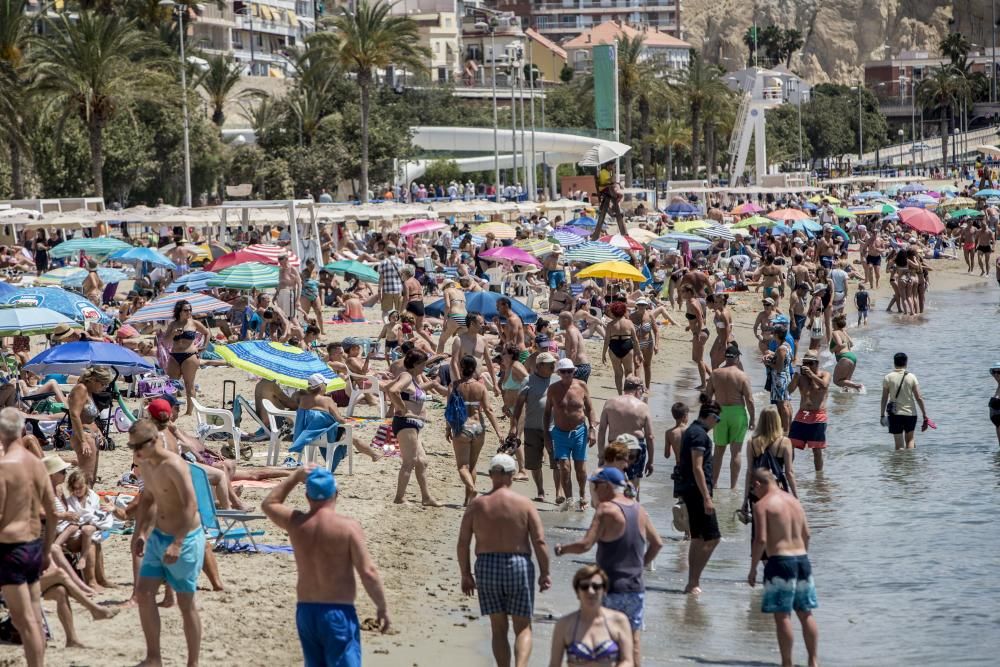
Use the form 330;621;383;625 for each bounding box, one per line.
24;341;155;375
424;291;537;324
37;267;128;288
107;246;177;268
207;262;279;290
897;208;945;235
325;260;379;283
49;237;131;259
599;234;644;251
2;287;110;326
479;246;542;268
126;292;232;324
563;241;629;264
400;219;447;236
215;341;346;392
0;306;79;336
164;271;220;293
472;222;516;239
576;261;645;282
767;208;812;222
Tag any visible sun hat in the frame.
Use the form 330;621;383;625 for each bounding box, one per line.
536;352;557;364
613;434;641;450
306;467;337;501
762;297;775;306
43;456;70;476
555;358;576;372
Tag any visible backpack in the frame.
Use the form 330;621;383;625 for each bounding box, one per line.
444;382;468;436
753;445;789;493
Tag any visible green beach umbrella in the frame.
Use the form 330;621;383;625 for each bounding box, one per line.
49;236;131;259
945;208;984;219
832;207;856;219
207;262;279;290
324;260;378;284
732;215;776;229
880;203;899;215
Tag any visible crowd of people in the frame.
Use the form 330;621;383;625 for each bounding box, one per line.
0;174;995;667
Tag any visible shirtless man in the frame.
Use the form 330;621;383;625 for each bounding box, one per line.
0;408;57;667
862;231;884;289
597;376;654;495
167;240;198;277
558;311;592;382
747;468;819;667
788;254;811;295
450;312;500;393
255;377;298;424
975;222;995;276
497;297;526;360
702;343;756;490
544;358;599;511
755;254;784;306
543;248;565;301
275;254;302;321
815;225;836;269
789;284;809;353
787;353;831;472
457;453;551;667
263;466;389;667
677;267;711;297
130;418;204;667
960;223;977;273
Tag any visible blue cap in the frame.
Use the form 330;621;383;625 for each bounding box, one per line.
588;467;626;487
306;467;337;501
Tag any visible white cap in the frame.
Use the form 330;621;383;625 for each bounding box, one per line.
555;358;576;372
307;373;328;389
489;453;517;474
613;433;642;450
635;297;651;306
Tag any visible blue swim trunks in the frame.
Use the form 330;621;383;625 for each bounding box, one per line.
139;527;205;594
296;602;361;667
761;554;818;614
551;424;588;461
604;591;645;630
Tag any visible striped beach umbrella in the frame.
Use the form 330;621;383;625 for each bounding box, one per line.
472;222;516;239
215;341;346;391
563;241;629;264
694;224;735;241
550;231;585;247
49;236;131;259
558;225;592;236
515;239;557;256
207;262;279;290
37;267;128;288
126;292;232;324
649;234;712;252
244;244;301;267
165;271;220;293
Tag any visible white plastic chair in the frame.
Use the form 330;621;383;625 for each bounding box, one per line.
190;397;244;459
345;373;385;419
261;398;297;466
300;423;354;475
509;272;535;308
485;266;506;293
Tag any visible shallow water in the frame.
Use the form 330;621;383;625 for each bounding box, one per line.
530;285;1000;666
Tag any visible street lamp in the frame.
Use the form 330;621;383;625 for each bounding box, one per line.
475;19;501;199
789;78;803;168
160;0;193;208
850;84;864;167
897;128;904;171
952;127;960;169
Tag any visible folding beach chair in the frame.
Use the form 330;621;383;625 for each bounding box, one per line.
188;463;266;550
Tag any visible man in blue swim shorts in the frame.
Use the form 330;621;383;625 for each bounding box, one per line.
545;358;599;510
130;418;206;667
747;469;820;667
263;465;390;667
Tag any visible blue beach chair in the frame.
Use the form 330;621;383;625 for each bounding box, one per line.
188;464;266;550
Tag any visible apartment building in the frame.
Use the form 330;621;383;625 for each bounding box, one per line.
562;20;689;74
522;0;682;43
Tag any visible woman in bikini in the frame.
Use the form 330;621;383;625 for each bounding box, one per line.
446;354;503;506
401;265;426;333
829;314;863;392
81;260;104;306
742;406;797;558
298;257;324;335
602;301;642;395
385;350;442;506
547;565;633;666
629;298;658;391
67;366;114;484
707;293;733;370
752;297;780;356
164;299;210;415
437;279;468;353
681;284;711;390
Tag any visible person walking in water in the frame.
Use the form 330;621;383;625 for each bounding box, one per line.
262;465;390;667
676;402;722;594
701;342;756;490
747;468;819;667
880;352;930;450
458;454;551;667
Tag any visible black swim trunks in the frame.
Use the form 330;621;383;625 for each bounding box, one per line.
682;490;721;541
0;538;44;586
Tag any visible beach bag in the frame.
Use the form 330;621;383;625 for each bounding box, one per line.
671;501;689;533
444;384;468;436
370;422;399;455
886;371;907;416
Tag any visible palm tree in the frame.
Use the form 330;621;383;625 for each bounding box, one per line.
671;52;728;176
703;90;737;181
651;116;690;180
0;0;32;197
616;33;650;187
196;54;263;127
939;32;971;65
917;65;963;169
32;11;168;198
315;0;428;202
239;95;285;144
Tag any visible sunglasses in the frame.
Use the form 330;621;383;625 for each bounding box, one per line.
576;581;605;593
557;369;574;375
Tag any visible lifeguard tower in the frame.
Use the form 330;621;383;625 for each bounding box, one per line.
726;68;793;186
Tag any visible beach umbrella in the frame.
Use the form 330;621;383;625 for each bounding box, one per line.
24;341;155;375
576;261;646;282
400;218;447;236
549;231;585;247
164;271;221;293
161;241;230;262
325;260;379;283
424;291;537;324
856;190;883;199
832;207;856;219
599;234;645;251
897;208;945;235
0;306;79;336
974;189;1000;198
49;236;131;259
694;225;735;241
558;225;592;237
563;241;629;264
793;218;823;233
2;287;109;326
939;185;959;194
452;234;485;249
479;246;542;268
623;228;658;244
215;341;346;392
767;208;811;222
939;196;976;210
515;239;557;256
0;282;16;296
770;224;794;236
733;202;764;215
126;292;232;324
808;195;840;204
898;182;928;194
902;194;937;208
880;203;899;215
570;215;597;228
732;215;777;229
673;219;713;233
830;225;850;243
665;201;700;216
244;244;301;267
801;202;818;211
946;208;984;219
107;246;177;269
847;206;883;216
37;267;128;288
649;234;713;252
207;262;279;290
473;222;516;239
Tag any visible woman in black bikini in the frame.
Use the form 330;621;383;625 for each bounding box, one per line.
601;301;642;395
681;284;711;390
164;299;210;415
67;366;113;485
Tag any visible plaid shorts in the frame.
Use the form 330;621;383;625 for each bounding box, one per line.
474;553;535;619
604;591;645;630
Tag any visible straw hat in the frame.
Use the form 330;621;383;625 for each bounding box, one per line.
43;456;70;476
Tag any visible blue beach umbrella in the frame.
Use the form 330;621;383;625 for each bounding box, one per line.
649;234;713;252
898;182;928;194
0;306;79;336
425;291;537;324
107;246;177;269
24;341;155;375
857;190;883;199
215;341;347;391
975;189;1000;197
2;287;110;326
165;271;220;293
572;215;597;228
0;282;19;296
665;201;700;216
792;219;822;234
563;241;629;264
559;226;592;237
770;224;794;236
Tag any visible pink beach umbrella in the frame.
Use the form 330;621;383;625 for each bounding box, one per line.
479;245;542;268
733;202;763;215
897;208;945;235
767;208;812;222
400;218;447;236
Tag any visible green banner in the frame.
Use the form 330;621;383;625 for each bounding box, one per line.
593;44;616;131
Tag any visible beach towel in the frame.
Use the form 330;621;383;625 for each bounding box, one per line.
289;408;345;465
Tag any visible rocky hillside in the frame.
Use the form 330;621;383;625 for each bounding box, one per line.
684;0;979;83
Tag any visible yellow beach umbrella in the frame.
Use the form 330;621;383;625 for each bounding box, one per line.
673;219;712;233
515;238;556;256
473;222;516;239
938;196;976;211
575;261;646;282
808;195;840;204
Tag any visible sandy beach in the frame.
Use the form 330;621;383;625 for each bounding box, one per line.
0;246;990;667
